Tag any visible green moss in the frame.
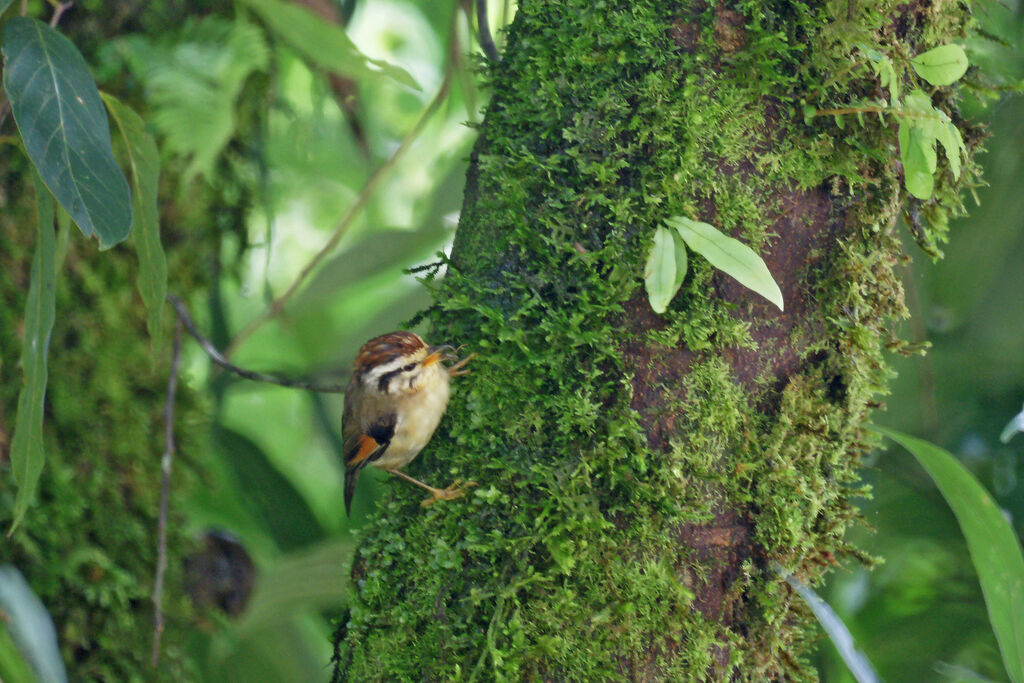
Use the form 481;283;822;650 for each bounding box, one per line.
336;1;977;680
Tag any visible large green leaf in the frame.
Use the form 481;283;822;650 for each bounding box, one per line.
876;427;1024;683
102;94;167;348
212;425;327;551
668;215;784;311
9;175;57;532
0;566;68;683
911;44;969;86
1;18;132;248
236;0;418;90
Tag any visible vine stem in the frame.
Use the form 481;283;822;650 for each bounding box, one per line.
151;318;182;667
168;294;348;393
224;35;458;358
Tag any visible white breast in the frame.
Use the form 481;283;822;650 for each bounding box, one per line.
373;370;451;469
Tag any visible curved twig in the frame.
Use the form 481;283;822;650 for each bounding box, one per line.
168;295;348;393
151;318;181;667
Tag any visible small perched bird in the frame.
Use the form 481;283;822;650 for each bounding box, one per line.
343;331;474;515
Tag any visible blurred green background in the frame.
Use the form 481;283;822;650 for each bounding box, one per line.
1;0;1022;680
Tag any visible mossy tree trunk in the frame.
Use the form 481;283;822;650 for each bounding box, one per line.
334;1;976;679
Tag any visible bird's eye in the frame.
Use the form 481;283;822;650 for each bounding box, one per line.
403;363;416;372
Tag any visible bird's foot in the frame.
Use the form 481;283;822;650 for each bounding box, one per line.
421;479;478;507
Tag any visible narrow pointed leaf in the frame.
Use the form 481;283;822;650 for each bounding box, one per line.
1;18;132;248
0;566;69;683
236;0;419;90
911;44;969;86
643;225;677;314
1000;403;1024;444
10;175;57;532
876;427;1024;683
668;216;784;311
102;94;167;348
935;120;964;179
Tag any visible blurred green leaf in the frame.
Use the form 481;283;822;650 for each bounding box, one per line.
113;18;269;184
9;175;57;532
0;566;69;683
238;540;350;632
236;0;419;90
0;0;14;16
212;425;327;551
102;94;167;348
911;44;969;86
0;626;37;683
1;18;132;248
668;215;783;311
877;427;1024;683
643;225;682;314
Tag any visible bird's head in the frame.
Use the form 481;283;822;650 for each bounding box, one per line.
354;331;451;397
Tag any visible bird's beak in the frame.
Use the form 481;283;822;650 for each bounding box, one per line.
424;344;454;367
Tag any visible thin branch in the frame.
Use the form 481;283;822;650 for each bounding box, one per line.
151;318;182;667
168;294;348;393
224;38;458;357
476;0;501;62
48;1;72;27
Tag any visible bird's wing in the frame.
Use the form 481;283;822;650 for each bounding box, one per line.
343;403;397;514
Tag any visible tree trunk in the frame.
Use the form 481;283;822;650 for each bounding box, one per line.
333;1;976;679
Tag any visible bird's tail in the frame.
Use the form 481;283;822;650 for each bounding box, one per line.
344;467;359;516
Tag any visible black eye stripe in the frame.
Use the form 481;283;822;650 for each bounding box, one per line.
377;368;404;393
376;362;418;392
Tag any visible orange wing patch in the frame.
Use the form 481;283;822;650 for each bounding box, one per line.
349;435;380;466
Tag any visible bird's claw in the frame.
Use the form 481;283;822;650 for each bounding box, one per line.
421;479;478;507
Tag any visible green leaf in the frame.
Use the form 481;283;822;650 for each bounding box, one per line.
934;120;964;179
911;44;969;86
9;175;56;533
114;19;268;184
102;94;167;348
898;118;935;199
644;225;684;314
236;0;419;90
876;427;1024;683
0;0;14;16
668;216;784;311
0;566;69;683
1;18;132;248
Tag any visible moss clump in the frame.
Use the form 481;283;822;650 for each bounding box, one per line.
335;1;976;680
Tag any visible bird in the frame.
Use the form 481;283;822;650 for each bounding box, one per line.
342;331;475;515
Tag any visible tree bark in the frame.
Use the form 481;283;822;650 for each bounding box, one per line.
334;1;976;679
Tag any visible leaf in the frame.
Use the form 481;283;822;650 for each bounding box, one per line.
668;216;784;311
1;18;132;248
644;225;679;314
113;19;269;184
9;175;57;533
212;425;326;551
0;0;14;15
0;566;69;683
236;0;418;90
773;563;881;683
911;44;969;86
876;427;1024;683
934;120;964;179
102;94;167;348
1001;403;1024;444
898;118;935;200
